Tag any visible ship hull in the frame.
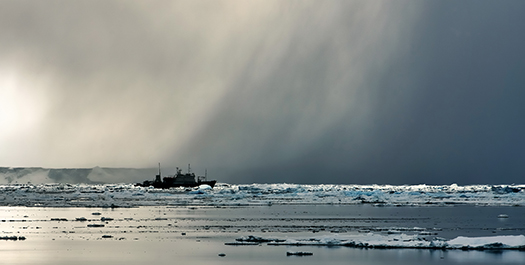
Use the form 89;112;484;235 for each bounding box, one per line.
150;180;217;189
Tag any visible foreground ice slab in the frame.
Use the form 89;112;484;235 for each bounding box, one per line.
234;234;525;250
0;183;523;207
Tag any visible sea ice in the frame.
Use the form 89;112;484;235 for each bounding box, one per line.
232;234;525;250
0;183;523;207
286;251;313;256
447;235;525;250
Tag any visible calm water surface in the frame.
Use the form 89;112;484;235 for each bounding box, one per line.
1;205;524;264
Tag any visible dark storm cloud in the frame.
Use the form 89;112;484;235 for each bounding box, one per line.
172;2;418;180
360;1;525;185
177;1;525;184
1;1;524;184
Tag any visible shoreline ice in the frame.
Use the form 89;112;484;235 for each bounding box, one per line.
0;183;523;207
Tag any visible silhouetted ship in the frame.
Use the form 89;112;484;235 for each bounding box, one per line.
137;164;216;189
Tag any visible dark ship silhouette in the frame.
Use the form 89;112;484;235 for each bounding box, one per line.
137;164;216;189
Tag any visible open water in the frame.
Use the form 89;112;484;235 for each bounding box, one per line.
1;204;524;264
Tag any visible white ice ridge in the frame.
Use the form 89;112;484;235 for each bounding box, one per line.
0;183;523;207
234;234;525;250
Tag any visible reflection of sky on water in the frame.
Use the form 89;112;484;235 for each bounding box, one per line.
444;250;525;264
1;206;524;264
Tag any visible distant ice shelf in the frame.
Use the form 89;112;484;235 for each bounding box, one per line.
0;183;523;207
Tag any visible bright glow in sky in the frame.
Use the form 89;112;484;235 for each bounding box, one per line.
0;65;50;165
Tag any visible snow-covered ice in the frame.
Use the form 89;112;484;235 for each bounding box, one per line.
233;234;525;250
447;235;525;250
0;183;523;207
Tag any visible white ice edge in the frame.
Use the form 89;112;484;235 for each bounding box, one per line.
235;234;525;250
0;183;523;207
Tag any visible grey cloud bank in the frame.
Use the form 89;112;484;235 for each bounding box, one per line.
0;1;524;184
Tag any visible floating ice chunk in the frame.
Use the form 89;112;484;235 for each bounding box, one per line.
236;235;284;243
447;235;525;250
387;230;402;234
234;234;525;250
0;236;26;240
198;184;212;190
286;251;313;256
492;186;523;194
189;185;212;194
87;224;104;228
224;242;260;246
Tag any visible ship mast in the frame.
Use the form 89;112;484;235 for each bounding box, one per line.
155;163;161;183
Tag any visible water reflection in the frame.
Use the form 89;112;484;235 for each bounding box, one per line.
0;205;524;265
444;250;525;264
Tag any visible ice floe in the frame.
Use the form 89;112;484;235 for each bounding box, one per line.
0;236;26;241
0;183;523;207
231;234;525;250
286;251;313;256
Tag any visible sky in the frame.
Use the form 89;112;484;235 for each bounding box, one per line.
1;0;524;185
